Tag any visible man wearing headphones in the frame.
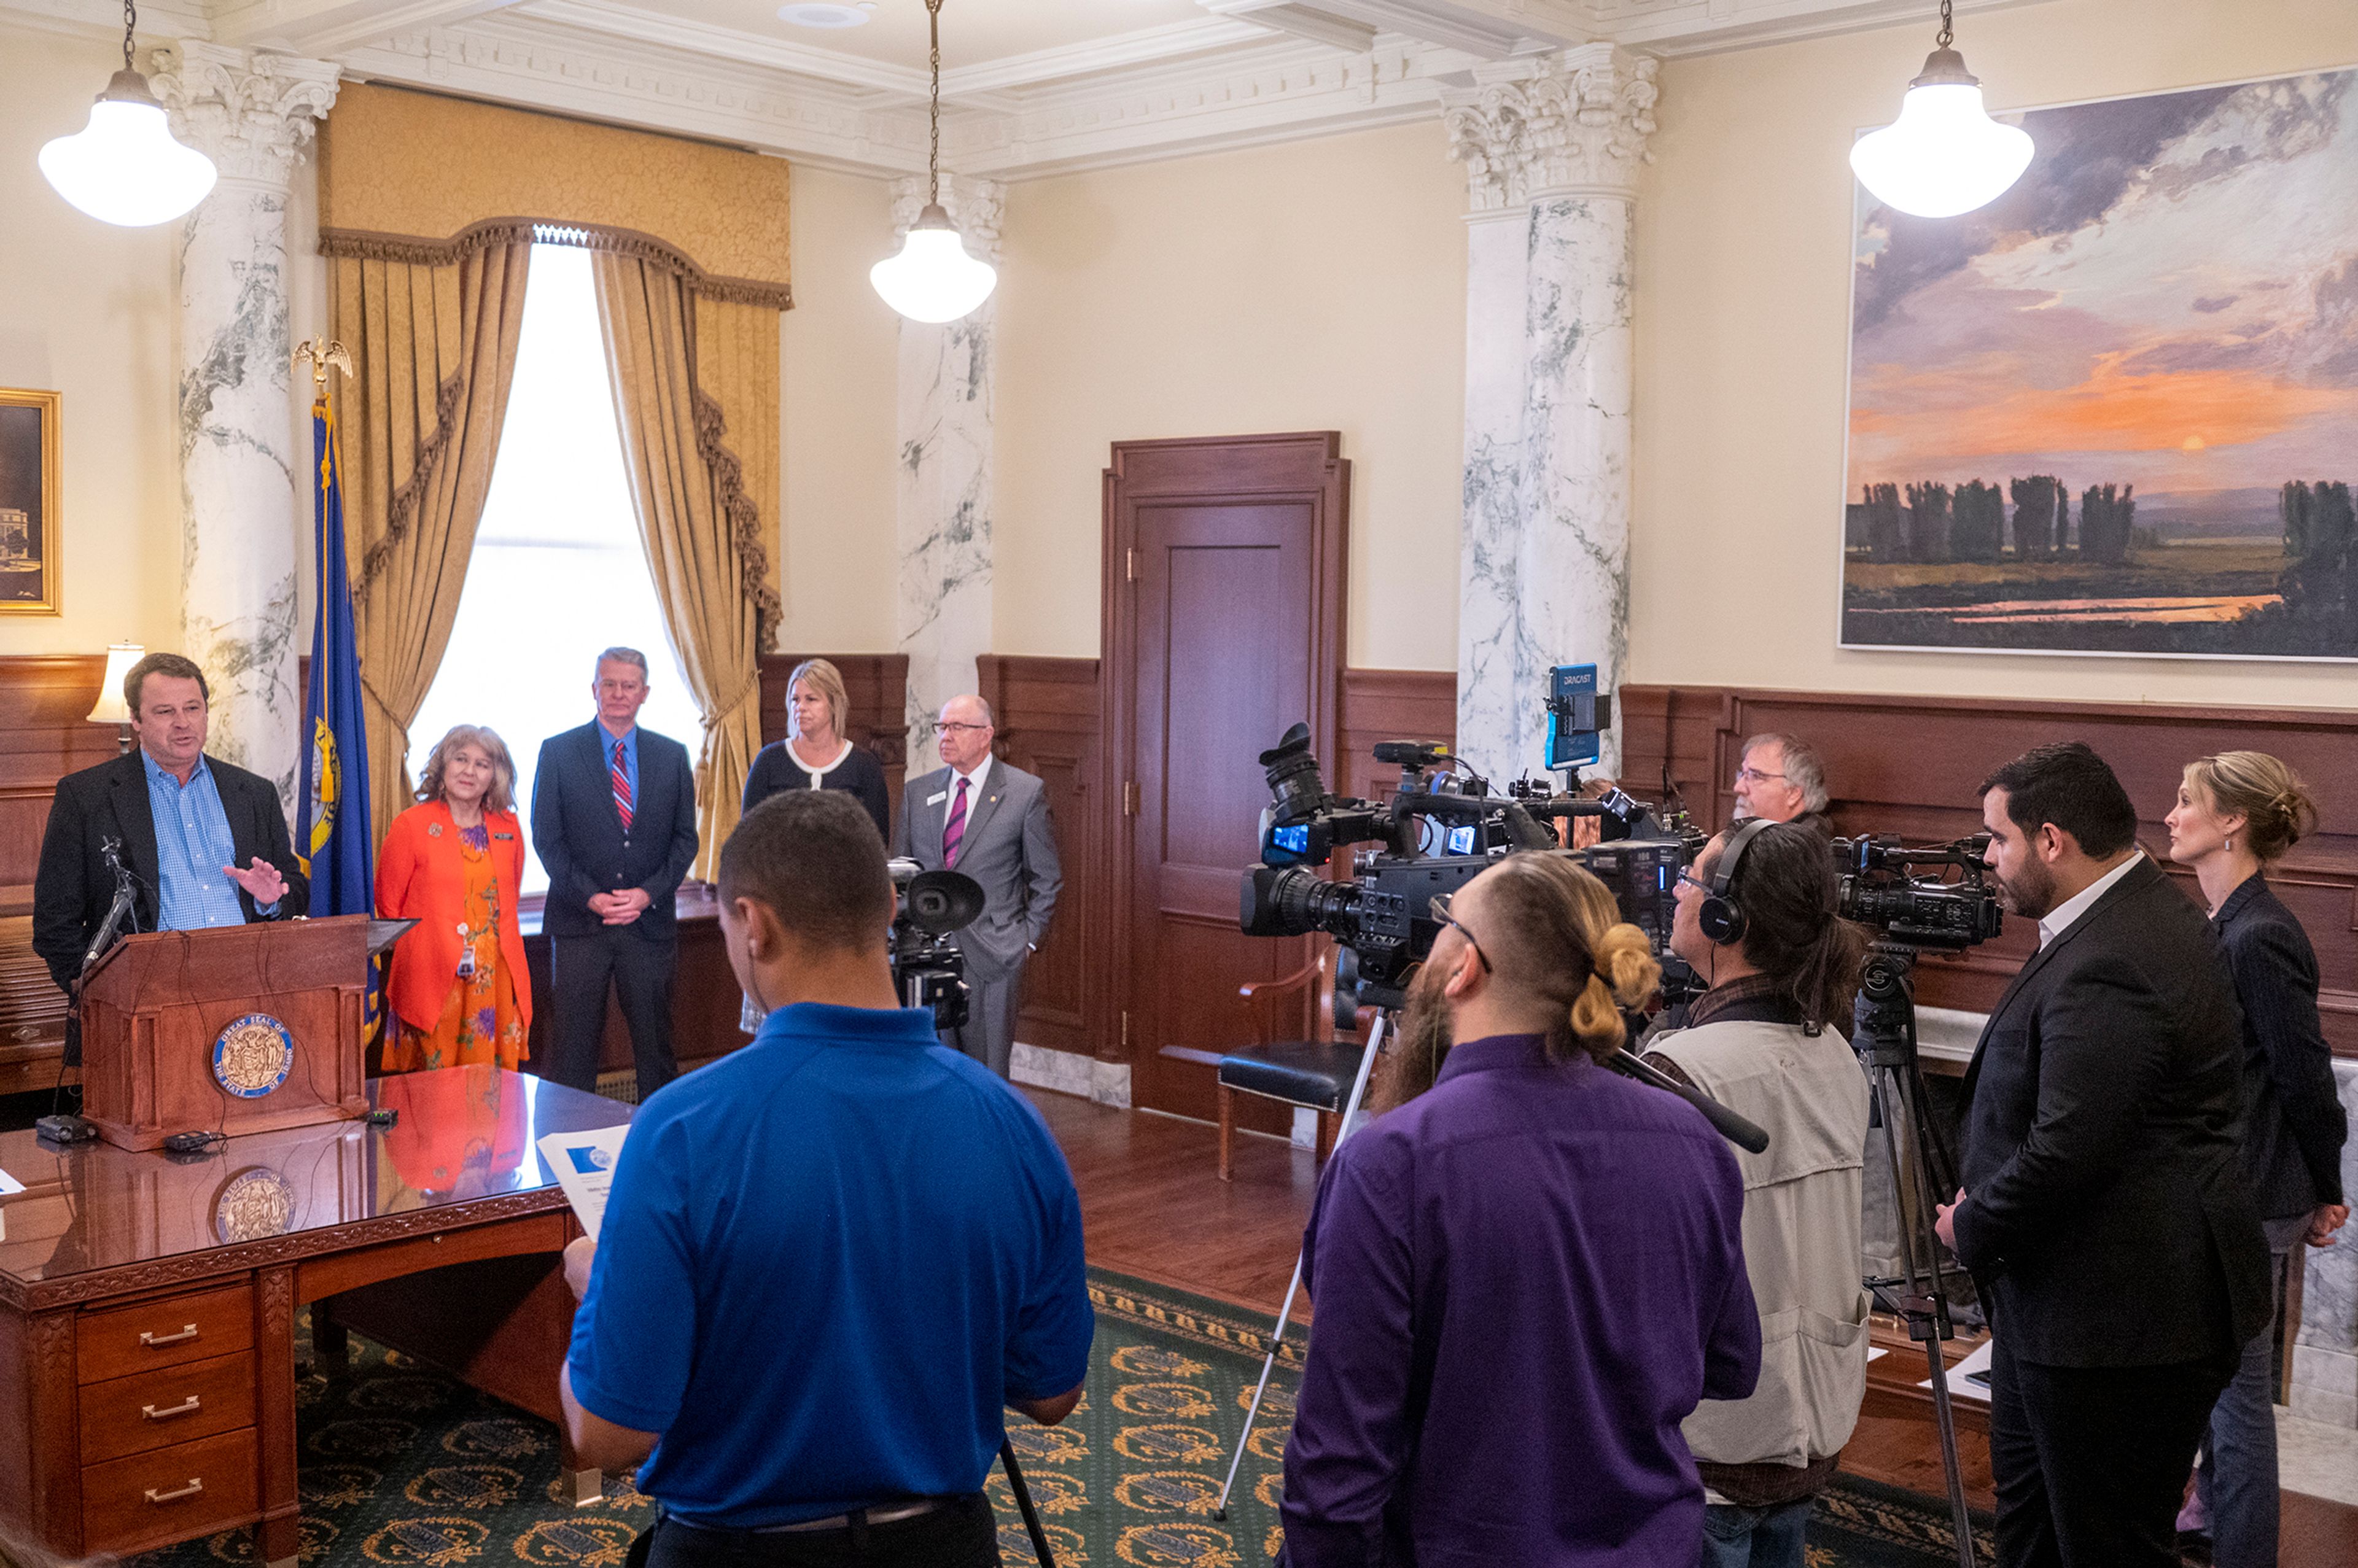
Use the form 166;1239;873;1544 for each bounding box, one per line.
1646;819;1874;1568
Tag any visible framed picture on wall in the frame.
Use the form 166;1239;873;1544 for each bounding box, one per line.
0;388;61;617
1839;67;2358;661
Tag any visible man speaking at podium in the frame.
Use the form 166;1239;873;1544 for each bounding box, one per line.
33;652;306;998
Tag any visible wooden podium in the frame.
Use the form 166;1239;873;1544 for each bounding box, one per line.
77;917;371;1152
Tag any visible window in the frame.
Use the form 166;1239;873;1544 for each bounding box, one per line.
408;243;702;896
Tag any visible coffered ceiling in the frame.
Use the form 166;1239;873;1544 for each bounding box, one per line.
9;0;2050;179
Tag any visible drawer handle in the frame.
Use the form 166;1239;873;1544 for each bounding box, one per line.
139;1324;200;1348
142;1395;201;1421
144;1478;204;1505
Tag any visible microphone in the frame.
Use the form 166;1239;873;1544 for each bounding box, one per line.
80;837;138;977
1604;1046;1772;1154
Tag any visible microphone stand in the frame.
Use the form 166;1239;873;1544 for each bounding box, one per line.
43;839;134;1143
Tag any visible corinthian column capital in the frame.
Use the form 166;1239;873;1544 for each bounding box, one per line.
1441;45;1659;211
890;173;1005;265
149;42;340;190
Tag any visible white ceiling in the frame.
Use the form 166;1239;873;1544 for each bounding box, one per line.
7;0;2053;179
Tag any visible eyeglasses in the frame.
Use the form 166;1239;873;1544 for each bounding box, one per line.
1735;766;1788;786
1427;894;1492;975
936;722;990;735
1676;871;1713;895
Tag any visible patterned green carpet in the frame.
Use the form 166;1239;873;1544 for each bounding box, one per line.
125;1268;1988;1567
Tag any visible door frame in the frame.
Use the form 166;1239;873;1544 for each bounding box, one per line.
1099;432;1350;1092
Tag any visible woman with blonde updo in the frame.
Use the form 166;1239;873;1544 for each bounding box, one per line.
2166;751;2347;1568
1283;852;1759;1567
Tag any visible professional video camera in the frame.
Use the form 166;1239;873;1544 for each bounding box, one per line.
1239;722;1693;1019
886;858;986;1030
1831;834;2004;951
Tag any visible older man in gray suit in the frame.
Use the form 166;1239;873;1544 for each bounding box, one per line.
896;694;1062;1078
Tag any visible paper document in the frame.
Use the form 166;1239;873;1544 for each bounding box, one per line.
537;1127;631;1241
0;1168;23;1197
1916;1335;1996;1405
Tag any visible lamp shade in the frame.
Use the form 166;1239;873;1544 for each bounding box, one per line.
39;79;217;228
87;642;146;724
870;211;997;324
1850;78;2033;219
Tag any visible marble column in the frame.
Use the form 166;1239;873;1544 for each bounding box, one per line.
2291;1058;2358;1427
1444;47;1657;781
151;43;340;813
890;174;1003;770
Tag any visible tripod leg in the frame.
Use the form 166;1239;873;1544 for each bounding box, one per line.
1212;1011;1391;1522
1000;1440;1056;1568
1920;1337;1977;1568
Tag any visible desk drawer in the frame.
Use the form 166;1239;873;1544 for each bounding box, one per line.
79;1349;258;1465
82;1426;258;1555
78;1284;254;1384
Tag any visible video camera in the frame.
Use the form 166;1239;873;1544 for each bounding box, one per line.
1830;834;2004;952
1239;723;1696;1020
887;859;986;1030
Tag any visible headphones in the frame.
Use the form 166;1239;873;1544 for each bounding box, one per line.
1697;817;1775;946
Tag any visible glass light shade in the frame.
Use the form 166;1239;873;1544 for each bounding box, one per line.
1850;80;2033;219
40;93;217;228
87;642;146;724
870;220;997;324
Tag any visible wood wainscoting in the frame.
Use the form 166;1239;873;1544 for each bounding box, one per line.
1619;685;2358;1057
980;656;1103;1062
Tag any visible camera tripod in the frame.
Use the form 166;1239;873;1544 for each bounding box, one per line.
1213;1008;1393;1519
998;1441;1056;1567
1854;943;1977;1568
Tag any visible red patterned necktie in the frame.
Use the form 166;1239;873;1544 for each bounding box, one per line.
611;738;634;832
943;775;968;868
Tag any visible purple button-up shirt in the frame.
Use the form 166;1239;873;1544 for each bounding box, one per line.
1282;1034;1760;1567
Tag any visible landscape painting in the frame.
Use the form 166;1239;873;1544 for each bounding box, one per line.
1840;68;2358;659
0;389;60;616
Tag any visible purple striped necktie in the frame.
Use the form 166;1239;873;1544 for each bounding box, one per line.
610;738;634;833
943;775;969;868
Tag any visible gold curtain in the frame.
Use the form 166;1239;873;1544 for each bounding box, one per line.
591;253;781;882
331;239;533;837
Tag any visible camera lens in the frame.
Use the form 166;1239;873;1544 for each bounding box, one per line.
1242;864;1363;940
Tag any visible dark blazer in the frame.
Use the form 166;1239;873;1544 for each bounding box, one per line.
2214;873;2348;1218
31;750;307;993
529;721;699;941
1953;856;2270;1367
742;740;891;842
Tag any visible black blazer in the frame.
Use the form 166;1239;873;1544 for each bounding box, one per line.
741;740;891;842
529;721;699;941
2214;874;2348;1218
1953;856;2270;1367
31;750;308;993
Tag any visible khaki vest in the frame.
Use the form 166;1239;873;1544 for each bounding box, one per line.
1651;1017;1874;1470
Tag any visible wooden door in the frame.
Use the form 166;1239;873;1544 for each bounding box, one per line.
1103;435;1347;1121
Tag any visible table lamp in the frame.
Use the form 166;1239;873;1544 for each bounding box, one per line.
87;641;144;753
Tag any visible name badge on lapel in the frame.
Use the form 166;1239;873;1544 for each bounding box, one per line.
927;791;947;807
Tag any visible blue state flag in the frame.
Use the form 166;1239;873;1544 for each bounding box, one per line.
298;394;374;918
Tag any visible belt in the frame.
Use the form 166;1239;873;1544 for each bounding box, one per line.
662;1496;962;1539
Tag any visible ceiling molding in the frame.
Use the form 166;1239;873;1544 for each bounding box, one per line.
209;0;521;53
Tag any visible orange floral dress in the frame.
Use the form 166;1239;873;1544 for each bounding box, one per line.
386;823;526;1071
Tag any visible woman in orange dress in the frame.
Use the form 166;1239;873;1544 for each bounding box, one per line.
375;725;532;1071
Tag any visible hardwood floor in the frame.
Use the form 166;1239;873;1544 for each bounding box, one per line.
1027;1087;2358;1567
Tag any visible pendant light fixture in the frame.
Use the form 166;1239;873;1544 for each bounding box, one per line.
1849;0;2033;219
870;0;997;324
38;0;217;227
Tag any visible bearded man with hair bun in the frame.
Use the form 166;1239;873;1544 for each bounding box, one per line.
1280;852;1762;1567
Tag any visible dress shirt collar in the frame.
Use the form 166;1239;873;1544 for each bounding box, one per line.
596;719;638;752
140;748;209;791
1434;1031;1558;1087
2036;849;2143;949
949;752;992;796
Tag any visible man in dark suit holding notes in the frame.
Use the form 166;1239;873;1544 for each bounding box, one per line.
532;648;699;1098
895;694;1060;1079
1936;742;2268;1568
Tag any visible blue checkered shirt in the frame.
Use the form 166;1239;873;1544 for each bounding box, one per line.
143;751;274;930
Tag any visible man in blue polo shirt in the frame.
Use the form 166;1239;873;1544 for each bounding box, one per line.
559;790;1092;1567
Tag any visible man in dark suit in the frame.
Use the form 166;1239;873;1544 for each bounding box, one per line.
531;648;699;1098
1935;742;2268;1568
33;652;306;1022
894;694;1060;1079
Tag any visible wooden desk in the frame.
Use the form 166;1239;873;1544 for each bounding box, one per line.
0;1067;631;1566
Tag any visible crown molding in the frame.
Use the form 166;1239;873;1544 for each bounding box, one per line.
0;0;210;44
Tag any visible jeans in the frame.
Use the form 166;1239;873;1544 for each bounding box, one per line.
2195;1216;2308;1567
1698;1497;1813;1568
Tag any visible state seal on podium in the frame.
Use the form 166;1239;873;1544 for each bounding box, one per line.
212;1013;295;1099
